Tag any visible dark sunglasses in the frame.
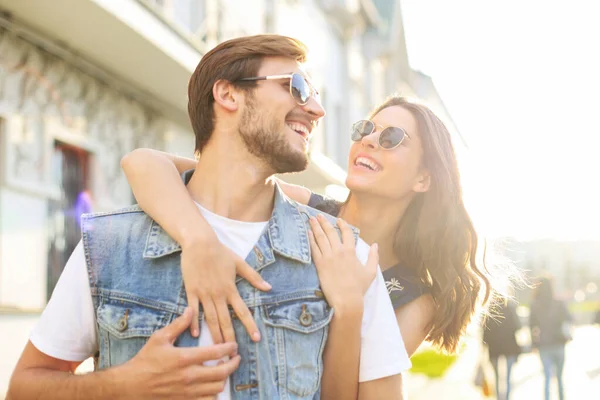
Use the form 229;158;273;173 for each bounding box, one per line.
237;73;320;106
351;120;410;150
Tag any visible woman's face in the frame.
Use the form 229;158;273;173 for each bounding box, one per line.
346;105;428;200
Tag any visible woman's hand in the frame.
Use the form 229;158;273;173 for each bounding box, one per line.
308;214;379;308
181;236;271;344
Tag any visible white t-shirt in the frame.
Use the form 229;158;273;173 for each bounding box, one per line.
31;204;410;398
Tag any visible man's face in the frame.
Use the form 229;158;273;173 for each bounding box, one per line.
238;57;325;174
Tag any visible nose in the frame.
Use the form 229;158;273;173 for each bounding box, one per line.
302;96;326;121
360;127;379;149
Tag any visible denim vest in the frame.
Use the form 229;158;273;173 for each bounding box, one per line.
81;184;357;399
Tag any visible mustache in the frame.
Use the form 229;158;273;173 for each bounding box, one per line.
286;112;319;129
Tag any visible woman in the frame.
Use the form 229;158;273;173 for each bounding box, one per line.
530;276;571;400
483;299;522;400
121;96;494;397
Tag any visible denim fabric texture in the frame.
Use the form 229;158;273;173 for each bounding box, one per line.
81;183;358;399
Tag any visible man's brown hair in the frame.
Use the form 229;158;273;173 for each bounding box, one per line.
188;34;309;156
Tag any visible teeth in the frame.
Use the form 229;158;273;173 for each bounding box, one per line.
355;157;379;171
286;123;309;136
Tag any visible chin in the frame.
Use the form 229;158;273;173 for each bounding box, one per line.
272;151;309;174
345;174;373;193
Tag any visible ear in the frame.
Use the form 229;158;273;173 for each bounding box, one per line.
413;169;431;193
212;79;239;112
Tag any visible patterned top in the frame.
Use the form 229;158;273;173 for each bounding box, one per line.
308;192;431;309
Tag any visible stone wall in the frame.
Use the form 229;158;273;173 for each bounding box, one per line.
0;27;168;209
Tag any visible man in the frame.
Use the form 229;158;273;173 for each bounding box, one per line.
8;34;409;399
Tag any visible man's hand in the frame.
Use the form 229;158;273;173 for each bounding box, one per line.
181;238;271;343
120;308;241;399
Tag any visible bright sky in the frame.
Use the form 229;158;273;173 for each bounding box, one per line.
401;0;600;241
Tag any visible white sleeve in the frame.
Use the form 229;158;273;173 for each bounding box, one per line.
355;239;411;382
30;241;98;362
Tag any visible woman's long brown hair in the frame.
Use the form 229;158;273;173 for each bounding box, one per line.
369;96;493;353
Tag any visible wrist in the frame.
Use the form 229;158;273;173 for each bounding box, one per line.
179;227;218;250
331;296;364;320
104;364;137;399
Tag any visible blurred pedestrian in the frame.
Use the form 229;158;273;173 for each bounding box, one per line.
483;299;522;400
530;276;572;400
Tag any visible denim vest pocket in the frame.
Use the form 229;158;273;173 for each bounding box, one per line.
261;298;334;397
96;300;170;368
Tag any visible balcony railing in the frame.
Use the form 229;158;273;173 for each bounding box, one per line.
137;0;231;49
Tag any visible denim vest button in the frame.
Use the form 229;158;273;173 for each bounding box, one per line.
254;247;264;263
117;310;129;332
299;304;312;326
235;382;258;391
314;290;324;298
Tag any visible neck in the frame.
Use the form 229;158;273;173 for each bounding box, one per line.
340;192;412;269
188;134;276;222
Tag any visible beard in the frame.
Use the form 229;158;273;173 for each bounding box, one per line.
239;96;309;174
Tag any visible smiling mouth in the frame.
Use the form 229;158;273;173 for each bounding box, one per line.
286;122;310;140
354;156;381;171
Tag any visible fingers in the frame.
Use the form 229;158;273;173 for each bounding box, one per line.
194;380;228;398
179;342;239;365
191;356;242;396
219;353;241;376
308;229;322;262
317;214;342;250
187;295;201;338
198;355;241;382
309;216;331;256
215;300;236;344
236;260;271;292
337;218;356;250
201;298;223;344
158;307;192;343
230;294;260;342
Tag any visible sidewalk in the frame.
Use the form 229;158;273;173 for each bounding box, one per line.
404;325;600;400
404;331;486;400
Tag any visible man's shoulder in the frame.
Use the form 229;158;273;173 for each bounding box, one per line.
80;205;155;235
290;200;362;244
295;201;336;221
82;204;146;221
296;201;359;231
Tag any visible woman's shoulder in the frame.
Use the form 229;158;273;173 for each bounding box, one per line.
382;264;431;309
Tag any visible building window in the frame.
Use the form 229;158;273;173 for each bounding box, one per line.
147;0;166;7
144;0;210;37
46;141;91;300
172;0;205;34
